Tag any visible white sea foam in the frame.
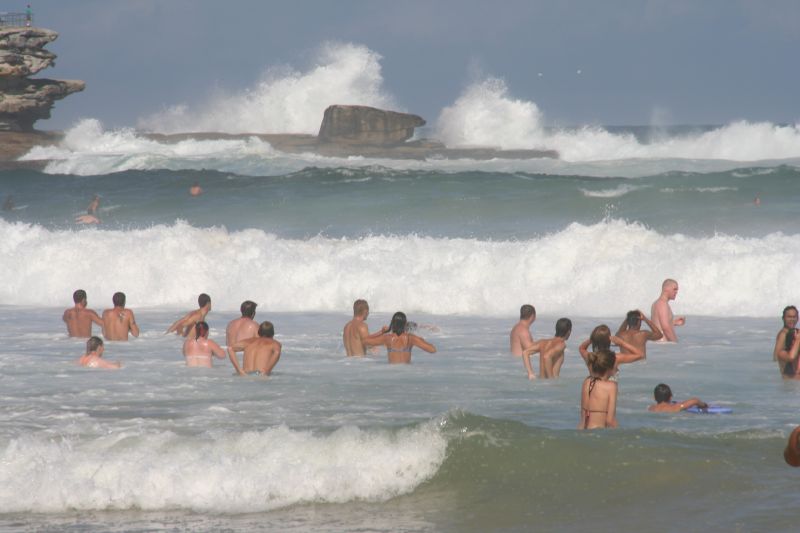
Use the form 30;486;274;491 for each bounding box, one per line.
579;184;643;198
0;422;446;512
138;42;398;134
1;219;798;317
436;77;800;162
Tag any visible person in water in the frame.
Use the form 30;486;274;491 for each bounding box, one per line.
580;349;618;429
615;310;663;358
226;300;259;346
63;289;103;338
579;324;643;370
647;383;707;412
227;321;282;376
77;336;121;369
364;311;436;364
651;278;685;342
774;305;799;377
784;426;800;467
343;299;387;356
87;194;100;215
521;318;572;379
182;321;226;367
102;292;140;341
166;293;212;337
510;304;536;356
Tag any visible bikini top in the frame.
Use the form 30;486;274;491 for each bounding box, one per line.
387;334;412;354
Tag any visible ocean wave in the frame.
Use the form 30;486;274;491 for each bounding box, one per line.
1;218;798;317
0;421;447;513
579;184;643;198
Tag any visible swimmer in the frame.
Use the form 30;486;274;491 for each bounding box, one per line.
101;292;140;341
580;349;618;429
363;311;436;364
182;321;225;367
166;293;211;337
579;324;643;369
63;289;103;338
343;299;387;356
615;309;663;358
784;426;800;467
87;194;100;215
781;330;800;379
651;278;685;342
75;214;100;224
76;336;121;369
510;304;536;356
774;305;798;368
2;194;14;211
227;321;282;376
226;300;259;346
189;182;203;196
647;383;707;412
521;318;572;379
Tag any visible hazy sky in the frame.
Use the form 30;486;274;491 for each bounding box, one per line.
27;0;800;130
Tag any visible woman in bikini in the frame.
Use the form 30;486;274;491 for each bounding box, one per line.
580;349;618;429
182;321;226;367
364;311;436;364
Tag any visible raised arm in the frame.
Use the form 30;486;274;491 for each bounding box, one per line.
616;316;629;336
578;338;591;363
410;334;436;353
610;335;643;364
639;312;663;341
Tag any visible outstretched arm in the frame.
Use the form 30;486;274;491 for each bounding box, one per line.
521;341;542;379
578;338;591;363
616;316;629;336
679;397;708;411
410;334;436;353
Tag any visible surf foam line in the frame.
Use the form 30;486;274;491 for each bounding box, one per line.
0;422;447;513
1;218;799;317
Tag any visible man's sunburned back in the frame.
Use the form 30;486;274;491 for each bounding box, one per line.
227;317;258;346
243;337;281;374
343;318;369;356
617;330;649;357
510;321;534;356
102;307;136;341
64;306;101;338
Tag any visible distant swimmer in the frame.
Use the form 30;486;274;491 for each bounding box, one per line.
2;194;14;211
102;292;140;341
166;293;211;337
754;195;761;207
510;304;536;356
76;336;121;369
580;349;618;429
774;305;798;365
87;194;100;215
226;300;259;346
521;318;572;379
579;324;643;368
183;321;226;367
75;214;100;224
615;310;663;358
784;426;800;467
343;299;387;356
364;311;436;364
779;323;800;379
651;278;685;342
63;289;103;338
227;321;282;376
648;383;707;413
189;182;203;196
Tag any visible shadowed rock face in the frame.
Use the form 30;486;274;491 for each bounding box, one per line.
318;105;425;145
0;27;84;131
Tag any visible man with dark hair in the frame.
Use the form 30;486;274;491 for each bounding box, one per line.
226;300;259;346
648;383;707;412
521;318;571;379
63;289;103;337
510;304;536;356
227;320;282;376
343;299;386;356
166;293;212;337
616;309;663;358
102;291;139;341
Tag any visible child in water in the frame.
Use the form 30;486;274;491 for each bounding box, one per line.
77;336;121;369
648;383;707;412
580;349;618;429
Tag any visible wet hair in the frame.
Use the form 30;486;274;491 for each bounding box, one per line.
626;310;641;327
198;293;211;308
587;349;616;376
112;292;126;307
86;336;104;353
590;325;612;352
654;383;672;403
258;321;275;338
388;312;407;336
786;328;796;352
240;300;257;319
353;299;369;317
520;304;536;320
195;321;209;340
73;289;87;304
555;318;572;338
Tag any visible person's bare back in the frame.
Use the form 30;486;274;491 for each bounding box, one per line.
102;307;139;341
63;291;103;338
227;321;281;376
227;316;259;345
510;304;537;356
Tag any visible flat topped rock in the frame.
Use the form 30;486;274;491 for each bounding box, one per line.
318;105;425;145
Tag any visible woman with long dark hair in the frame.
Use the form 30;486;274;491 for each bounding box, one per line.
364;311;436;364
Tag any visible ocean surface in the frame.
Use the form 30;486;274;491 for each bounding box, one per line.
3;105;800;531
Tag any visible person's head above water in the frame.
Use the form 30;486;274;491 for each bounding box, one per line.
258;321;275;338
86;336;104;354
198;293;211;309
555;318;572;338
194;321;209;340
389;312;407;336
520;304;536;320
654;383;672;403
112;292;126;307
587;349;616;377
590;324;611;352
353;299;369;318
240;300;257;319
626;310;642;328
73;289;87;305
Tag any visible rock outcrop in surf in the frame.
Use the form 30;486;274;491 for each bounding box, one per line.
318;105;425;145
0;27;84;131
